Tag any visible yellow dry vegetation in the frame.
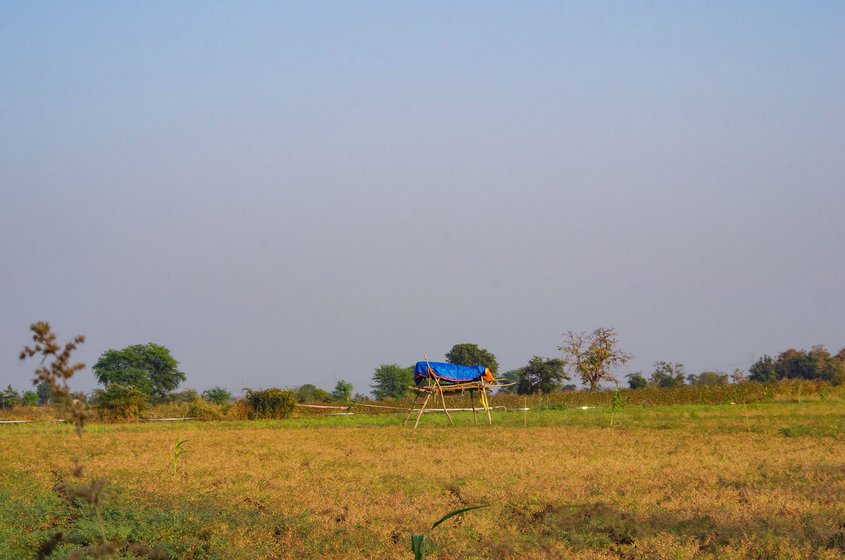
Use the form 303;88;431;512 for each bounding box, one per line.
2;403;845;559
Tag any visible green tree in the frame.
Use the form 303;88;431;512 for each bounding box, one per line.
445;343;499;374
496;370;521;393
203;386;232;405
779;345;844;384
22;390;38;406
371;364;414;400
749;347;844;385
749;355;778;382
650;361;686;388
93;343;186;400
294;384;331;403
516;356;568;395
687;371;728;386
36;380;53;405
331;380;353;402
625;372;648;389
560;327;633;391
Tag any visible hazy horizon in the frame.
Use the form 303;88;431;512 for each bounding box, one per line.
2;2;843;396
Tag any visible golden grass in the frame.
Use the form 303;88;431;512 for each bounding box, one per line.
2;403;845;559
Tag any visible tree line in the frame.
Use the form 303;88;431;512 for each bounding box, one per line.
6;328;843;412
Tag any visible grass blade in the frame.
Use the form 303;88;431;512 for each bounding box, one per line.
430;504;488;531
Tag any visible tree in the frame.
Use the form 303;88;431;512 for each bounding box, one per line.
496;370;521;393
331;380;353;402
650;361;686;388
203;386;232;405
749;355;778;382
625;372;648;390
93;343;186;400
687;371;728;386
22;390;38;406
730;368;747;384
445;343;499;374
749;347;844;385
516;356;567;395
36;380;53;405
559;327;633;391
371;364;414;400
294;384;331;403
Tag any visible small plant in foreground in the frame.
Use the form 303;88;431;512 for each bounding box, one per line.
410;504;488;560
610;385;625;427
171;439;188;476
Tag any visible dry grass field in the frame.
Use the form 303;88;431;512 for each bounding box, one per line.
2;402;844;559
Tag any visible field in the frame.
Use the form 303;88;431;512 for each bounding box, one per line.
2;401;845;559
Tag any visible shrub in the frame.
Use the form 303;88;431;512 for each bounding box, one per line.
187;398;225;421
91;383;149;420
244;388;296;419
226;399;251;420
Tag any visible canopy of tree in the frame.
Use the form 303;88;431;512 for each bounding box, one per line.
445;343;499;374
625;372;648;389
331;380;353;402
371;364;413;400
649;361;686;388
560;327;633;391
202;386;232;405
516;356;568;394
749;345;844;385
92;343;186;399
294;384;331;403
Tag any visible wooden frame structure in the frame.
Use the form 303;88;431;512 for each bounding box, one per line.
403;376;494;429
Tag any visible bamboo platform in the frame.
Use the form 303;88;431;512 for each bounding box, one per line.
403;378;499;428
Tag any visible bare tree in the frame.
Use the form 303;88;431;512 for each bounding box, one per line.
559;327;633;391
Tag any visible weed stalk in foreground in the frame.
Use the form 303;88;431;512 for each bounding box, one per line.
21;321;169;559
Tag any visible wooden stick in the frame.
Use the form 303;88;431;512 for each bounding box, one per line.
470;389;478;426
413;391;432;429
434;378;454;426
483;385;492;425
404;391;421;426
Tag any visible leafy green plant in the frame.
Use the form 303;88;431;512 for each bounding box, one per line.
171;439;188;476
610;385;625;427
410;504;488;560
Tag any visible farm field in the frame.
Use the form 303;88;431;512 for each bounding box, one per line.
2;401;844;559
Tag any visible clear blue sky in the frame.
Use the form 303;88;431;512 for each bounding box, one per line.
2;2;843;395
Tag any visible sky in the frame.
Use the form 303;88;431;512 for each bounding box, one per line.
2;2;844;396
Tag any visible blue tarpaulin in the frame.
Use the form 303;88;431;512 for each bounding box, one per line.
414;361;495;385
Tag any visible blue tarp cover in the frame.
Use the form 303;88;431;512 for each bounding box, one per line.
414;361;494;385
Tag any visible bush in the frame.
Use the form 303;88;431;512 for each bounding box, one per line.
91;383;149;420
226;399;251;420
244;388;296;419
187;398;225;421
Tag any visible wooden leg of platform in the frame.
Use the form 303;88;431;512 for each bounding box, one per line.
404;392;421;427
483;386;492;425
413;392;432;429
438;384;454;426
470;390;478;426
